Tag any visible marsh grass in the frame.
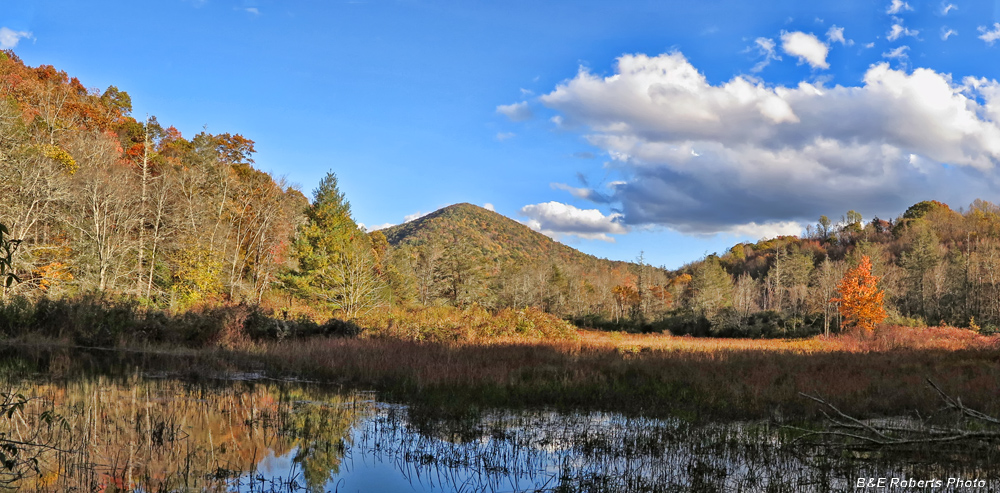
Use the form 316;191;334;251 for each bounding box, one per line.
250;325;1000;422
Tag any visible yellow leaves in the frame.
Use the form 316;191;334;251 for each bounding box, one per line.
37;144;78;174
35;262;73;292
172;245;223;306
612;284;640;304
669;273;692;288
831;255;886;332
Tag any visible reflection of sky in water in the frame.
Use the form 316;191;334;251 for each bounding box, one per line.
228;406;854;492
235;423;559;493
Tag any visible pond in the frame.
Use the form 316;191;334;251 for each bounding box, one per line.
0;347;994;492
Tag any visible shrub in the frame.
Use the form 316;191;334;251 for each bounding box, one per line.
354;305;577;342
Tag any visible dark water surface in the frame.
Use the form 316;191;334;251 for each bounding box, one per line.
0;346;994;492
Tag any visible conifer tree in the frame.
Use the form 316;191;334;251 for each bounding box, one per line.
288;171;383;315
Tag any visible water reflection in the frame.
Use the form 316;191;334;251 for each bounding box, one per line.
0;360;994;492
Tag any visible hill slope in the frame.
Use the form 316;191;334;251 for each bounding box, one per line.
380;203;631;269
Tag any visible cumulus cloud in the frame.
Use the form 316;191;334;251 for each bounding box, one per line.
979;23;1000;45
750;37;781;73
361;222;395;232
404;210;430;222
888;22;919;41
941;27;957;40
887;0;912;14
496;101;533;121
727;221;804;240
826;25;853;46
244;7;259;14
882;45;910;60
780;31;829;70
539;52;1000;234
0;27;32;50
519;201;627;242
941;2;957;15
483;203;495;211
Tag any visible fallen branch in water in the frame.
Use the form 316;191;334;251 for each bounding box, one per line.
790;378;1000;449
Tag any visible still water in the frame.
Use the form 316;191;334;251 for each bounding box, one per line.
0;349;993;492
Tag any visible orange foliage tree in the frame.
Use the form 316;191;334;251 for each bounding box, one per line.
831;255;886;332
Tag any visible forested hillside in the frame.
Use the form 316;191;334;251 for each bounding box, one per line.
0;50;305;306
656;201;1000;337
380;203;663;319
383;203;605;266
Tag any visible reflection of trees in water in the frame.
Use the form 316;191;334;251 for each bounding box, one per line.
0;376;371;492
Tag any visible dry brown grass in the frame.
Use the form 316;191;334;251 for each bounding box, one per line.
250;325;1000;422
576;325;999;353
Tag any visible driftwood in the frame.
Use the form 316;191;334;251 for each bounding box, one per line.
790;379;1000;449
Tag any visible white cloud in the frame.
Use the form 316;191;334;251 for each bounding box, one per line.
727;221;804;240
887;0;912;14
979;23;1000;45
826;25;853;46
888;22;919;41
941;2;957;15
882;45;910;60
0;27;32;50
750;37;781;73
864;42;876;49
519;202;628;242
496;101;533;121
540;52;1000;234
780;31;829;70
496;132;515;141
941;27;957;40
361;222;395;232
245;7;259;14
483;203;495;211
404;210;430;222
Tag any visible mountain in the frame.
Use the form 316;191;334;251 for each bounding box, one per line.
380;203;634;269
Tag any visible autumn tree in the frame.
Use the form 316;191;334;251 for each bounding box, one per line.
831;255;886;333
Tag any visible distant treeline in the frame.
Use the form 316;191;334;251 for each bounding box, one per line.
650;200;1000;337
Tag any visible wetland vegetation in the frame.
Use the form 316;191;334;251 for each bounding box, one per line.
0;346;996;492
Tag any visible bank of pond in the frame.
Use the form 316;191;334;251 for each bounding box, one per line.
0;346;994;492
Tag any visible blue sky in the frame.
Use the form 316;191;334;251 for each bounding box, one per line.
4;0;1000;269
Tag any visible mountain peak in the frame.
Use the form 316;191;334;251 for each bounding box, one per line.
380;203;617;268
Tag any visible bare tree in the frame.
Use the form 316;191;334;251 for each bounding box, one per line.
333;244;387;318
66;132;141;291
